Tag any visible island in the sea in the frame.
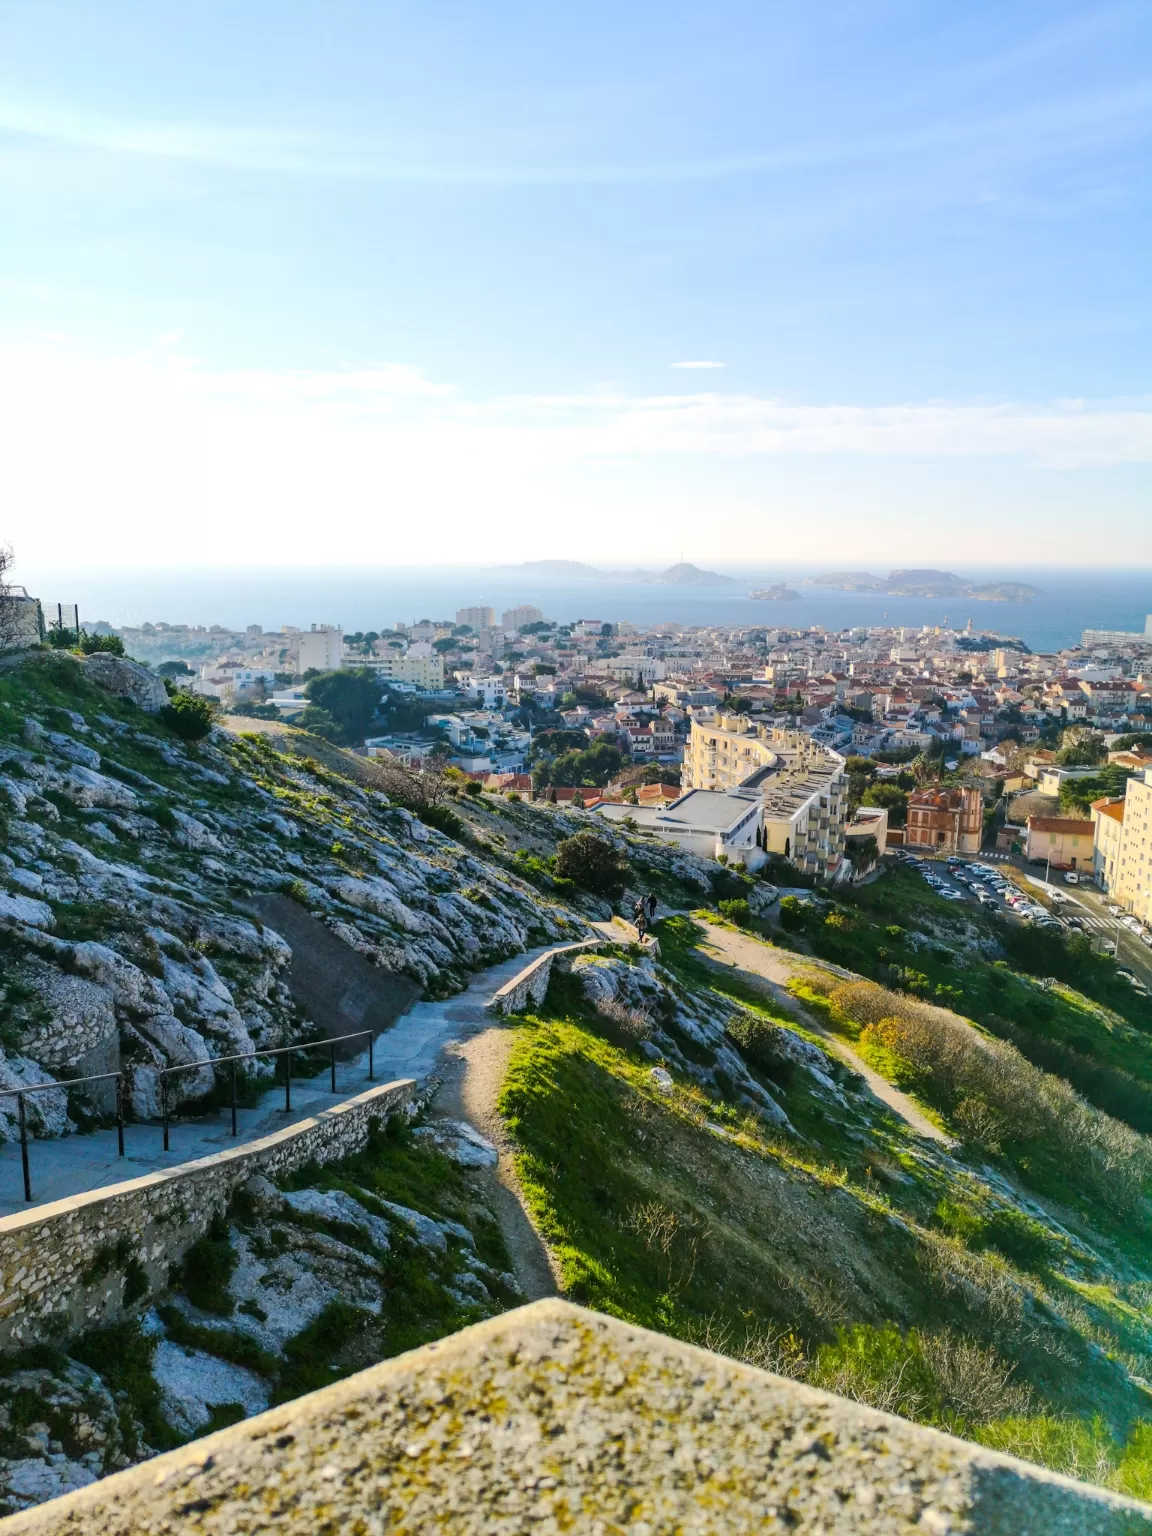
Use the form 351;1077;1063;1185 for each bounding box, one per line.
749;583;801;601
805;569;1043;602
495;560;736;587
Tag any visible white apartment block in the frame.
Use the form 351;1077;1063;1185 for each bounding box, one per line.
456;606;496;631
502;605;544;630
347;653;445;689
683;713;847;879
297;626;344;675
1093;768;1152;927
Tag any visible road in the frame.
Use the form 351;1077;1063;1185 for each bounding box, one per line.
890;850;1152;991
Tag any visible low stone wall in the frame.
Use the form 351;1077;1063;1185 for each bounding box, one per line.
487;940;601;1015
4;1300;1148;1535
0;1077;414;1351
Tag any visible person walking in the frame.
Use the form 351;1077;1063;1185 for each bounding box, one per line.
646;892;658;923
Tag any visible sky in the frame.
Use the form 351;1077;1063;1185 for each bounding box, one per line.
1;0;1150;574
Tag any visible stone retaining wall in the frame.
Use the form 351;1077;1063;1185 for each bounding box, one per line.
0;1077;414;1351
3;1300;1148;1535
487;940;600;1015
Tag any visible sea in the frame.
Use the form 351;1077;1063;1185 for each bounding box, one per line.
25;564;1152;655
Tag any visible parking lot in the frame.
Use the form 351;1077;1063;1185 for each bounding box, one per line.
892;849;1152;998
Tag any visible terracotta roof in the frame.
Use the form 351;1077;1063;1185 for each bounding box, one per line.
1091;798;1126;823
1026;816;1094;834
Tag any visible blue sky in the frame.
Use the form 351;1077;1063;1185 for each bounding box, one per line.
1;1;1150;571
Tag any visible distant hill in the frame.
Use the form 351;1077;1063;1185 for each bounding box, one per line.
494;560;736;587
807;569;1042;601
645;562;736;587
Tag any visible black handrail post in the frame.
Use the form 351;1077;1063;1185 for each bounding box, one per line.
283;1051;291;1113
17;1093;31;1203
330;1040;336;1094
368;1032;374;1081
231;1061;238;1136
161;1071;169;1152
116;1074;125;1157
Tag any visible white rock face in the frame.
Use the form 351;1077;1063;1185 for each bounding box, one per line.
152;1339;270;1436
169;810;225;853
379;1200;448;1253
81;654;168;712
0;893;54;929
414;1120;499;1168
60;766;138;811
0;1458;97;1509
281;1188;392;1250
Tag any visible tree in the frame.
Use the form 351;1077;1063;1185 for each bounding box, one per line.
848;834;879;872
1111;733;1152;753
545;742;624;788
1058;728;1106;767
553;832;630;899
911;752;940;787
158;659;194;678
160;690;219;741
861;783;909;828
302;669;382;743
0;546;26;651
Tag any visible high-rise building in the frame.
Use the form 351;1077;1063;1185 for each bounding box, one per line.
297;625;344;675
456;606;496;631
502;604;544;630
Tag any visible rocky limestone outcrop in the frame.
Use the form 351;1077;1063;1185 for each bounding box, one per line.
80;656;167;713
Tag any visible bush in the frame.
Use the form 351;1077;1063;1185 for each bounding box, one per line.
718;898;752;927
417;803;463;839
724;1011;795;1086
464;780;483;796
829;978;1152;1214
160;690;218;741
553;831;630;899
779;895;810;931
78;632;125;656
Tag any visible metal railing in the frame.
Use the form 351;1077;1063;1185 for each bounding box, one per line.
0;1029;377;1204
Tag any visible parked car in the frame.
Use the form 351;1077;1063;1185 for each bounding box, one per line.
1064;871;1080;885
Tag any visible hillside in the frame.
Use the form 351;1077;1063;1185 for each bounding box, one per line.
497;904;1152;1501
3;649;1152;1509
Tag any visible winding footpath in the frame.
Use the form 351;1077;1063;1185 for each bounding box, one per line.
0;941;580;1220
695;919;956;1147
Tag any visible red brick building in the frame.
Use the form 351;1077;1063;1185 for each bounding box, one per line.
904;785;983;855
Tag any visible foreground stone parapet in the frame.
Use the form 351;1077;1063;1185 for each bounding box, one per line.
2;1300;1148;1535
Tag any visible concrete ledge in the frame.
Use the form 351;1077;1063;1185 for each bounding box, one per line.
3;1300;1148;1535
0;1078;414;1349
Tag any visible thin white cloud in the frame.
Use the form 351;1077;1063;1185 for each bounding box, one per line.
0;339;1149;570
672;361;725;369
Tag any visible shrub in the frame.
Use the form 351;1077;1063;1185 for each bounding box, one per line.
779;895;810;931
831;978;1152;1214
417;803;463;839
553;831;630;899
725;1011;795;1086
78;632;125;656
160;690;218;741
463;780;483;796
718;898;752;928
172;1216;237;1313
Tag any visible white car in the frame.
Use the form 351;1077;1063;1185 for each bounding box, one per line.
1064;872;1080;885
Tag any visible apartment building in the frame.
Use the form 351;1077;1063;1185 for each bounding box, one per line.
501;605;544;630
683;713;846;878
1092;769;1152;926
348;653;445;689
904;786;983;855
1091;797;1126;890
297;625;344;675
456;606;496;631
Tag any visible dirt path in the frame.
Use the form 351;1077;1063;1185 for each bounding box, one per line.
696;921;956;1148
432;1028;561;1301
